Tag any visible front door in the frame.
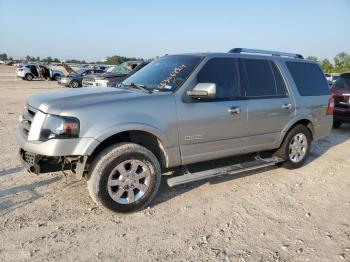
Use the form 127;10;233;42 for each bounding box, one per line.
177;57;248;165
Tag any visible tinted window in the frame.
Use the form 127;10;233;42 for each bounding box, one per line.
333;73;350;90
240;59;286;97
286;62;330;96
271;62;288;96
197;58;239;99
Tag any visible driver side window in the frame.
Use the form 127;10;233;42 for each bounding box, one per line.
196;58;239;99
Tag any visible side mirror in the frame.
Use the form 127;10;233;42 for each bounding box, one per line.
187;83;216;99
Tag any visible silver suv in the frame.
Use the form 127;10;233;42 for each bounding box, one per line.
16;64;64;81
17;48;333;213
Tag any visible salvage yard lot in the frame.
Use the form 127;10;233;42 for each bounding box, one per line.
0;65;349;261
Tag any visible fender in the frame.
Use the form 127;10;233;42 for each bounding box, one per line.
93;122;172;146
87;122;181;168
276;115;314;147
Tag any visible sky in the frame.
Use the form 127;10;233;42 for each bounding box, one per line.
0;0;349;62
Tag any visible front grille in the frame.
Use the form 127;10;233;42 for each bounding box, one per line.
24;151;36;166
20;105;37;137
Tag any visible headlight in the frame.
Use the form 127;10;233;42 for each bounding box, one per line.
39;114;80;141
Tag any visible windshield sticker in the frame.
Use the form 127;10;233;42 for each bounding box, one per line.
159;64;187;89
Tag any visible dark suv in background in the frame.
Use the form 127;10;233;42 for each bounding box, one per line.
58;69;105;88
331;72;350;128
82;61;149;87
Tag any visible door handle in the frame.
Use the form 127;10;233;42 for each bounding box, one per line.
282;103;292;110
228;106;241;115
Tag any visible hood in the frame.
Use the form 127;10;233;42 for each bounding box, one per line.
85;72;128;80
51;69;64;74
27;87;147;115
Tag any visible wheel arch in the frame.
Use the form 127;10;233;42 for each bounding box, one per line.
278;118;314;148
88;130;170;171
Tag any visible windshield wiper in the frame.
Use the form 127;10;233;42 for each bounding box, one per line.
120;82;152;94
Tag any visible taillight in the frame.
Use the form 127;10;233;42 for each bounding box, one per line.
326;96;335;115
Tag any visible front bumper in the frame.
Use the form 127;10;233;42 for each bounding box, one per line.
58;78;71;86
17;126;100;156
19;149;64;174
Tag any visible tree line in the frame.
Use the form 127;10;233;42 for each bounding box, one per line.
0;53;143;65
306;52;350;73
2;52;349;72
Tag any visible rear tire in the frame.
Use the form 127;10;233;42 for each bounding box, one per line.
332;121;341;129
53;74;61;81
87;143;161;213
25;73;33;81
274;125;312;169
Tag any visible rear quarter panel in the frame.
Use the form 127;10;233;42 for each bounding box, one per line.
277;59;332;142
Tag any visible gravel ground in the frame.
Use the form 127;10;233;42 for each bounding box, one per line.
0;65;349;261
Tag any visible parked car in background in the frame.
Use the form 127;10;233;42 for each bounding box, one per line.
82;61;148;87
16;64;64;81
58;69;105;88
325;73;340;86
331;72;350;128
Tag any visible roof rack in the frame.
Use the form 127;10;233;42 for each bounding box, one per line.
229;48;304;59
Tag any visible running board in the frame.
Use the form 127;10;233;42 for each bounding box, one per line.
167;156;284;187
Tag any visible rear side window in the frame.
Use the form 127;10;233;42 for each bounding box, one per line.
239;59;287;97
197;58;239;99
286;62;330;96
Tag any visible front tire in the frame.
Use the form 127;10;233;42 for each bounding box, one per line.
70;80;79;88
25;73;33;81
87;143;161;213
274;125;312;169
53;74;61;81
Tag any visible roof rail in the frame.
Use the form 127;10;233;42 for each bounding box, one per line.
229;48;304;59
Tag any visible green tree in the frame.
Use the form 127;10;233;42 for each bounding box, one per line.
105;55;142;65
320;59;334;73
46;56;53;63
306;56;319;63
66;59;83;64
334;52;350;73
36;56;40;62
53;58;61;63
25;55;31;61
0;53;8;61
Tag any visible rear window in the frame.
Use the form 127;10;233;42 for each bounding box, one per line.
333;73;350;90
286;62;330;96
239;59;287;97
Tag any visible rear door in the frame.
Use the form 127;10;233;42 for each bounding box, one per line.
177;57;248;164
238;58;295;151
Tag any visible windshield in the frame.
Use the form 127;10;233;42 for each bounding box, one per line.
70;69;86;76
110;62;133;75
123;55;202;91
